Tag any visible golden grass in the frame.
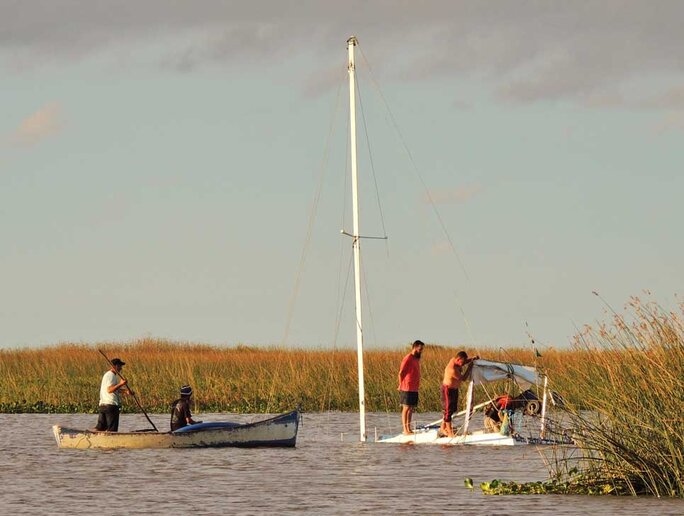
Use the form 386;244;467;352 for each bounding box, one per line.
549;296;684;497
1;337;573;414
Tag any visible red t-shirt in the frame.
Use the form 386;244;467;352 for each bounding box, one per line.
398;353;421;392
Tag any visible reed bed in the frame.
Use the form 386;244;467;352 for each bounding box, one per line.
546;296;684;497
0;338;571;414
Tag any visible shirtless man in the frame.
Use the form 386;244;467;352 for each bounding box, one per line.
439;351;479;437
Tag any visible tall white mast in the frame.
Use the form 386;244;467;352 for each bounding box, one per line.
347;36;366;442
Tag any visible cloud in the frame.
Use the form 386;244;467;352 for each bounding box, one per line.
423;184;482;205
11;102;62;146
431;240;452;256
3;1;684;107
638;86;684;110
653;110;684;134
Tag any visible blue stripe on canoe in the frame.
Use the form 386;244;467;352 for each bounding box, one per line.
173;421;241;433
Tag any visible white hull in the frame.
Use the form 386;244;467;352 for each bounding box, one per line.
52;410;299;449
377;428;519;446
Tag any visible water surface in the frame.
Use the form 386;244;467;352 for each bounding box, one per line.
2;412;682;515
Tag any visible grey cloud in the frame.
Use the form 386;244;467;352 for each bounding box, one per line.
3;1;684;107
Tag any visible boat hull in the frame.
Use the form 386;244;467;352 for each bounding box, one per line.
377;428;519;446
377;428;571;446
52;410;299;449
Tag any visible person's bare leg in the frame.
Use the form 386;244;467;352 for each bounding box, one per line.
402;405;414;434
401;405;410;434
445;421;454;437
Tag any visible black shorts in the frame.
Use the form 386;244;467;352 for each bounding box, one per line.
400;390;419;407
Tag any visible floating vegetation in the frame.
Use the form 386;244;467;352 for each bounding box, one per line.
477;474;630;496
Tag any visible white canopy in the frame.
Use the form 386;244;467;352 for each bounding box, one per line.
469;359;540;391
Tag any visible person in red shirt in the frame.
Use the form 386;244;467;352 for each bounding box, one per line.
397;340;425;435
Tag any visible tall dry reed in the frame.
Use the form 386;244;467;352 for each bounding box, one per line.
551;296;684;497
1;339;569;414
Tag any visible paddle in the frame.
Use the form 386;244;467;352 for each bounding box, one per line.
98;349;158;431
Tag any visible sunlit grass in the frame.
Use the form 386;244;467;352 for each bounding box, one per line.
546;296;684;497
1;337;572;414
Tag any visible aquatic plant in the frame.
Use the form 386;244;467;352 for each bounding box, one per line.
476;468;632;495
530;295;684;498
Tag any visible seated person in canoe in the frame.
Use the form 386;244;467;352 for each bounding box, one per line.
170;385;200;431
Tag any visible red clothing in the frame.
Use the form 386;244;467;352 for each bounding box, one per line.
496;395;512;410
398;353;421;392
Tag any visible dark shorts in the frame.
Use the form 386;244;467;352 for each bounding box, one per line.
441;385;459;422
95;404;121;432
400;390;419;407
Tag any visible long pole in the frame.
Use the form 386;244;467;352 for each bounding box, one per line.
98;349;158;431
461;381;474;436
347;36;366;442
540;375;548;439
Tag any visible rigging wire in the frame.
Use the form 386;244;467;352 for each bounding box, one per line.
357;47;468;281
279;75;344;350
355;74;390;253
268;73;345;417
357;46;479;349
332;251;354;349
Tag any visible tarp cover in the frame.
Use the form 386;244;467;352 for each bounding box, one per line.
470;359;539;390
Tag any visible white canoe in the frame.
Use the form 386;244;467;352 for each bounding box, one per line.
52;410;300;449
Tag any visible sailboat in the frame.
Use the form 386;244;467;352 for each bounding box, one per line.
343;36;565;446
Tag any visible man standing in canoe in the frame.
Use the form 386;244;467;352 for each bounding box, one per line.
439;351;479;438
397;340;425;435
94;358;131;432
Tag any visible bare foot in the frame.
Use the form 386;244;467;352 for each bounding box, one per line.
402;431;415;435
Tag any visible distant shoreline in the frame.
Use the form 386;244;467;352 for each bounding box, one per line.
1;338;579;413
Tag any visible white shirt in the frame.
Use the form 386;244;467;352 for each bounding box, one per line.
99;370;121;406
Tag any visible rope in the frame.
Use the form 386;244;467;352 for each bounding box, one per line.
355;74;390;247
268;73;345;415
356;45;480;350
279;75;345;349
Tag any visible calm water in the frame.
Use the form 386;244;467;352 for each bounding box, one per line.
2;412;682;515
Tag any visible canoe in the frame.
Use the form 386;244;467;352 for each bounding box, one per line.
52;410;299;449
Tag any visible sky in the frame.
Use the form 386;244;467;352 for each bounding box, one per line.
2;1;683;350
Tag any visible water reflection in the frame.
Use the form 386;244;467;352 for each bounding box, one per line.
1;413;682;515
